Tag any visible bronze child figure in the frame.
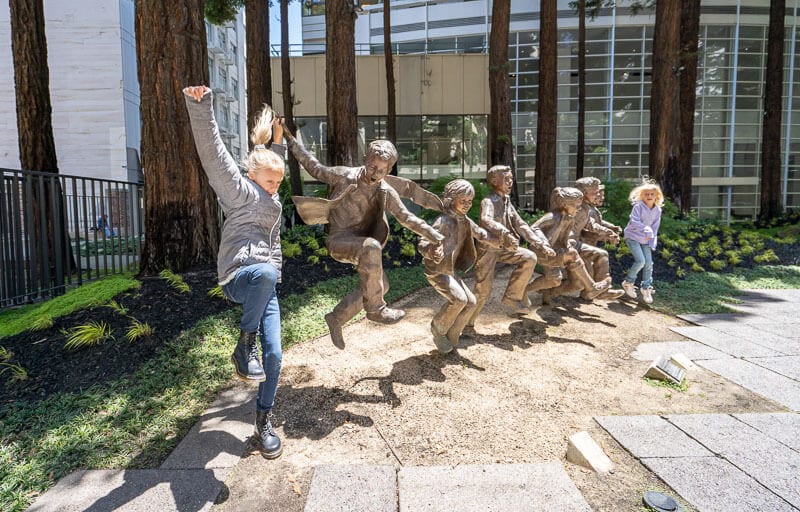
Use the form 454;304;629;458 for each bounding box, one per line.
418;179;499;353
283;130;444;349
526;187;611;304
467;165;555;328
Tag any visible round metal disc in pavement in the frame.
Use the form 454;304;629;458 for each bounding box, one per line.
643;491;684;512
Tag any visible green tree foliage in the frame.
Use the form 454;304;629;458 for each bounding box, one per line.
204;0;245;25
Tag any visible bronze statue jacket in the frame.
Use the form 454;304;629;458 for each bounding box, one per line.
478;192;549;252
582;205;621;245
574;204;616;246
419;213;492;274
286;135;443;247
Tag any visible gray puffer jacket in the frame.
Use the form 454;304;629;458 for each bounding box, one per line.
184;91;284;285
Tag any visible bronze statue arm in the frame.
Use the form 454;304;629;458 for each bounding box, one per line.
469;218;501;248
385;188;445;243
284;132;349;185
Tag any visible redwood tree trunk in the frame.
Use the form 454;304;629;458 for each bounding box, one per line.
383;0;397;172
576;0;586;179
136;0;220;274
488;0;513;169
648;1;681;199
534;0;557;211
282;0;304;218
326;0;359;166
246;0;273;148
759;0;785;221
10;0;75;291
677;0;700;216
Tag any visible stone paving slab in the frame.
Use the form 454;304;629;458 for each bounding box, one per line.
162;386;256;470
667;414;800;508
26;469;228;512
595;415;711;458
677;312;773;326
630;341;730;362
670;326;782;357
304;465;397;512
641;457;797;512
710;324;800;355
746;356;800;381
397;463;591;512
698;358;800;411
754;323;800;341
733;413;800;452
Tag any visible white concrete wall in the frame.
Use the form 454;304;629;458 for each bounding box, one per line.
0;0;128;181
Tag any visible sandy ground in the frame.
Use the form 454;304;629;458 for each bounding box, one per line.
212;267;783;512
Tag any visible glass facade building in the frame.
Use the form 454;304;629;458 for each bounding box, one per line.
301;0;800;220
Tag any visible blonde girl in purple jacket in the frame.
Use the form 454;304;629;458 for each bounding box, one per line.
621;180;664;304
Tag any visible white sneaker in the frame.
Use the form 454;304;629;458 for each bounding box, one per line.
622;281;637;299
641;287;654;304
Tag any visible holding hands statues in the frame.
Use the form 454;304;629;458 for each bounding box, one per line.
283;129;444;349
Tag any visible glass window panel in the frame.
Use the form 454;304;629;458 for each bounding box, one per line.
396;116;422;180
518;59;540;73
421;115;463;180
615;27;642;40
463;115;488;179
586;56;609;69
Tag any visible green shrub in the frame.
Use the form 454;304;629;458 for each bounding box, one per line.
754;249;780;264
159;270;190;294
125;319;154;342
281;241;302;259
676;267;687;278
400;243;417;258
691;263;706;272
709;259;727;271
63;322;113;351
307;255;320;265
683;255;697;265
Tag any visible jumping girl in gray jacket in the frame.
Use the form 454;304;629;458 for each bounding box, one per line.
184;85;285;459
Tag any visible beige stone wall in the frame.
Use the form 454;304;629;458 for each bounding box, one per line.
270;54;489;117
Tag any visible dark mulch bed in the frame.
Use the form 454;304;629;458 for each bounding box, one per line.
0;237;417;406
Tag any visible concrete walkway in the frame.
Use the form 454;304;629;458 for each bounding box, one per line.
608;289;800;512
26;289;800;511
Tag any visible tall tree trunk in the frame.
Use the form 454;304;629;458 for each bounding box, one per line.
759;0;785;221
648;1;681;200
383;0;397;174
677;0;700;216
534;0;557;211
326;0;358;166
246;0;272;148
282;0;303;224
488;0;513;168
136;0;220;274
10;0;74;292
576;0;586;179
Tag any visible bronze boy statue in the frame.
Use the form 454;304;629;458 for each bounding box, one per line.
418;179;500;353
578;178;622;246
283;131;444;349
526;187;612;304
466;165;555;327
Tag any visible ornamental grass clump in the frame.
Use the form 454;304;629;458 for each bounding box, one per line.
159;269;190;293
64;321;113;351
125;319;154;342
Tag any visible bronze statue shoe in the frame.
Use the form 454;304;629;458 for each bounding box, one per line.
365;306;406;325
431;321;454;354
325;312;345;350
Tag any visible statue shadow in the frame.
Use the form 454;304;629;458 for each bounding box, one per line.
351;350;485;408
465;319;596;352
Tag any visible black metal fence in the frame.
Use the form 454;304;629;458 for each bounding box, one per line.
0;168;145;308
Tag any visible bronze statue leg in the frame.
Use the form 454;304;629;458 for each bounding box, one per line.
324;273;391;350
328;235;386;314
427;273;472;336
497;247;537;303
448;278;476;346
580;244;610;282
466;248;499;327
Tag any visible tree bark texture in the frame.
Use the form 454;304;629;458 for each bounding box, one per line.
534;0;557;211
10;0;75;291
677;0;700;216
9;0;57;172
246;0;272;149
136;0;220;274
576;0;586;179
488;0;513;169
282;0;304;221
383;0;397;174
326;0;359;166
759;0;785;221
648;0;681;200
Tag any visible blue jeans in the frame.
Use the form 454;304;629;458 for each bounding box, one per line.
222;263;282;412
624;239;654;289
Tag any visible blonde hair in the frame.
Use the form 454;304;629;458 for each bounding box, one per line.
629;179;664;207
244;105;284;178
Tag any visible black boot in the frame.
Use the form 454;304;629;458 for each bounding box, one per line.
232;331;266;382
255;410;283;459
